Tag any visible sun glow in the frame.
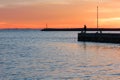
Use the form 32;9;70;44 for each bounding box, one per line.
101;17;120;22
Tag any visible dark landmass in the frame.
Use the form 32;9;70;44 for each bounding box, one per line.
41;28;120;31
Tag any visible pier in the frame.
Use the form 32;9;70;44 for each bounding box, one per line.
41;28;120;31
78;33;120;43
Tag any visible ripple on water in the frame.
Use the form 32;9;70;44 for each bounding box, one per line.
1;31;120;80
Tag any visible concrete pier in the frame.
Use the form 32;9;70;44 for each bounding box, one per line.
78;33;120;43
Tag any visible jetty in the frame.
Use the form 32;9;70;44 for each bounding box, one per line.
41;28;120;31
78;6;120;43
78;33;120;43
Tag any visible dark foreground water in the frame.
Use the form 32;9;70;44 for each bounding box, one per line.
0;30;120;80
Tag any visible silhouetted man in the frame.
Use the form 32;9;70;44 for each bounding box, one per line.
84;25;87;33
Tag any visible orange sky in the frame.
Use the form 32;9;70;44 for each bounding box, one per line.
0;0;120;29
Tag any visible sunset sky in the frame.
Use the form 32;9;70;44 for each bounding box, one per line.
0;0;120;29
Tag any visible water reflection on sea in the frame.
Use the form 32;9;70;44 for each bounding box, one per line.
0;30;120;80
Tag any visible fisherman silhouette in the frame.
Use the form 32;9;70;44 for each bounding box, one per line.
81;25;87;33
83;25;87;33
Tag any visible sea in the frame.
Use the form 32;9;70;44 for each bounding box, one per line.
0;30;120;80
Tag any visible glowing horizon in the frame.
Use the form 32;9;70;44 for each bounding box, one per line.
0;0;120;29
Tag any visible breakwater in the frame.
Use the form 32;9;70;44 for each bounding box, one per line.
78;33;120;43
41;28;120;31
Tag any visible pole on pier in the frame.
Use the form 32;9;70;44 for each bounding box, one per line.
97;6;99;32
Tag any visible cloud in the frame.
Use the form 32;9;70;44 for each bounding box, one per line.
0;3;80;22
0;0;71;7
0;0;110;7
0;22;7;24
0;0;118;6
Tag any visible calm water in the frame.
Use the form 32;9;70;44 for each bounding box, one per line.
0;30;120;80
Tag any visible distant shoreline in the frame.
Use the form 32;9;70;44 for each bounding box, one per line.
0;28;41;31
